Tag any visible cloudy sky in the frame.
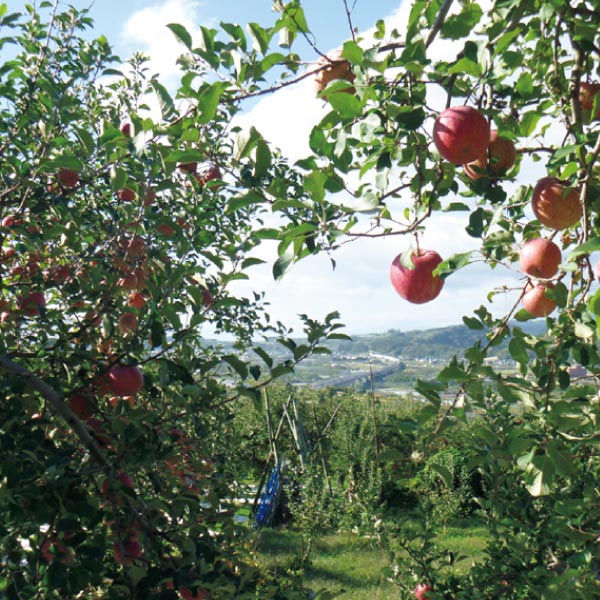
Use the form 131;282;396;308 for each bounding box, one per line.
20;0;532;336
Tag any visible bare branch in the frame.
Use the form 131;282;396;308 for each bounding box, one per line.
426;0;454;48
342;0;357;43
0;355;107;466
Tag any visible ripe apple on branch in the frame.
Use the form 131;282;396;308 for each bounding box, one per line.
432;105;489;164
390;247;445;305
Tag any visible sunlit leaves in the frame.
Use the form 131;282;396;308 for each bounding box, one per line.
167;23;193;49
150;79;175;119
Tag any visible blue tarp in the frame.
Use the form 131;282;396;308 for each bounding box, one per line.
254;465;280;528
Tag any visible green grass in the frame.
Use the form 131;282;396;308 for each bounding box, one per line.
254;519;490;599
434;521;489;573
255;529;397;599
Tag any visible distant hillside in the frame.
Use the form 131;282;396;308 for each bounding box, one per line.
323;320;548;360
206;321;548;362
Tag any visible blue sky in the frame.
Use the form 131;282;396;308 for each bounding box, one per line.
9;0;530;336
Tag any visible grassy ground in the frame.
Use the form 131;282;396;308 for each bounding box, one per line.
255;529;396;599
254;519;489;599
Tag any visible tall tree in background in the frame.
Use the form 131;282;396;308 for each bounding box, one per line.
1;0;600;598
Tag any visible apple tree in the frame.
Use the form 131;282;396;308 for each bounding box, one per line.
262;0;600;597
0;3;345;599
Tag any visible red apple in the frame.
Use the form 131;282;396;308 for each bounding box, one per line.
314;48;355;96
157;223;176;237
127;291;145;310
69;393;95;420
118;188;136;202
579;82;600;118
464;130;516;180
17;291;46;316
57;168;79;189
120;236;147;258
143;187;156;206
120;121;132;137
118;311;138;334
414;583;431;600
86;417;112;448
522;282;557;317
390;249;444;304
2;247;16;262
202;288;213;308
195;164;222;188
113;533;142;567
178;162;198;174
1;215;21;229
180;586;210;600
102;471;135;499
531;177;581;230
41;535;73;565
433;106;489;164
117;272;139;291
519;238;561;278
107;365;144;396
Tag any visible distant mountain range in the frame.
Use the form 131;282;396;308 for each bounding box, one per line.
207;321;548;363
324;320;547;360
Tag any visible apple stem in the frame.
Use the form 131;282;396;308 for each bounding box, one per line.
414;233;421;255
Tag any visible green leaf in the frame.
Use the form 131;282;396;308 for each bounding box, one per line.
150;79;175;119
165;150;206;164
75;127;95;155
253;346;273;368
448;56;482;77
441;4;483;39
234;126;260;161
273;246;295;281
270;363;295;378
377;450;406;462
253;140;272;178
546;440;575;477
430;463;453;488
516;72;534;97
394;106;426;130
327;91;362;119
520;111;541;137
109;165;128;191
327;332;351;341
509;337;529;365
150;320;165;348
221;22;247;47
247;22;272;54
415;378;446;406
342;40;363;65
304;170;327;203
167;23;192;49
527;465;552;497
567;236;600;261
463;316;484;330
546;281;568;307
466;208;486;238
197;83;224;124
435;251;473;278
437;365;469;382
222;355;248;380
47;156;84;171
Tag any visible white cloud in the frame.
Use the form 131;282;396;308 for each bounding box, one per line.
119;0;209;87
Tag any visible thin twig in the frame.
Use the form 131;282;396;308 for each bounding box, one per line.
342;0;357;43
